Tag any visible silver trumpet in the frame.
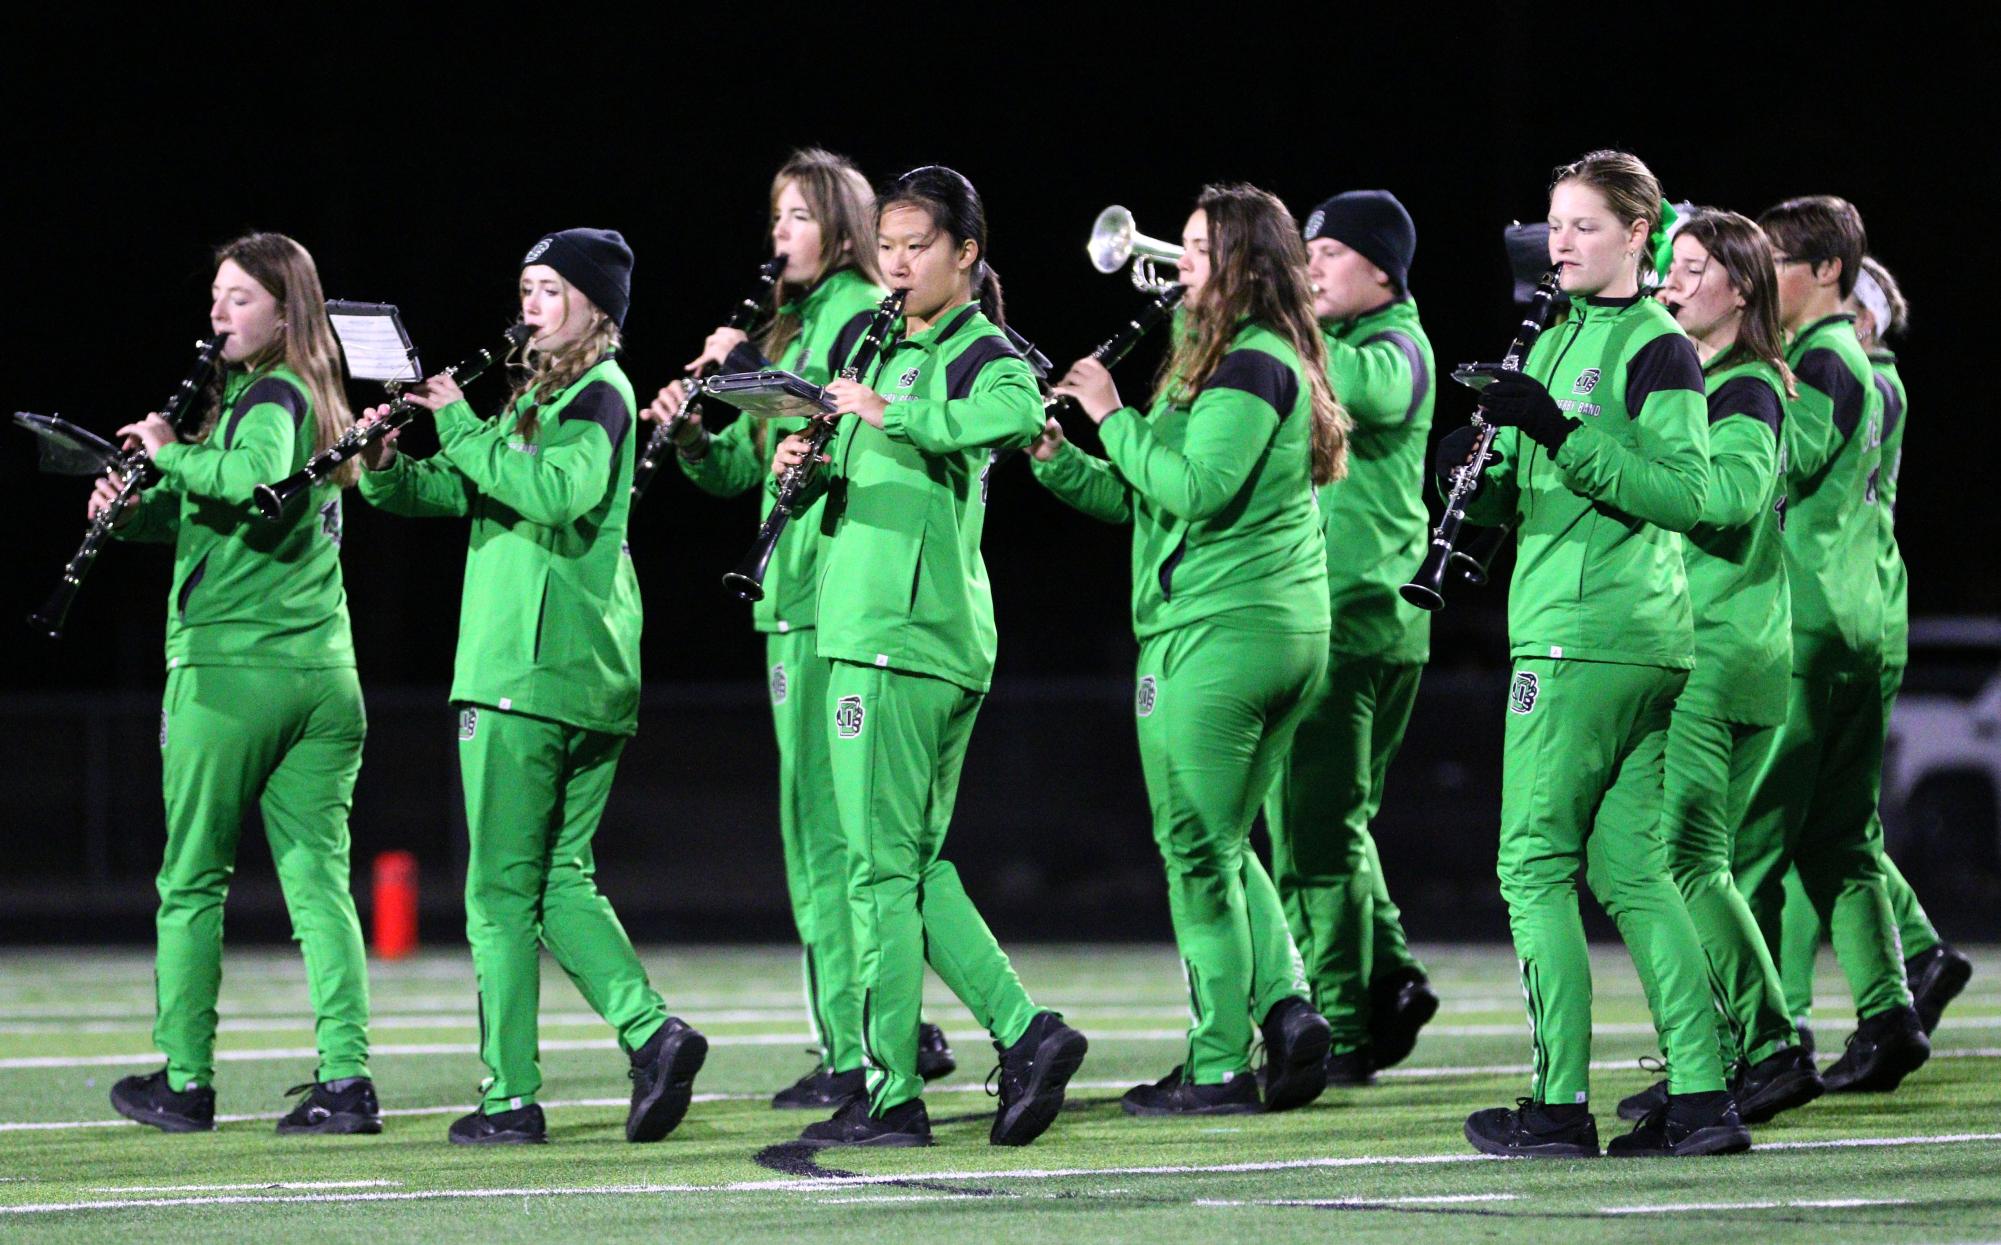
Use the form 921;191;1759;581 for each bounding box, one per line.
1086;206;1183;292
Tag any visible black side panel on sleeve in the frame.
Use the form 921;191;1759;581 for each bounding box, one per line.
1794;348;1865;438
1623;334;1704;416
224;376;307;448
1203;348;1300;419
1359;330;1430;424
556;380;632;453
723;340;774;375
1707;376;1784;437
1874;373;1905;440
943;334;1025;401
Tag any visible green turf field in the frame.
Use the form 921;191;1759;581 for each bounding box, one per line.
1;943;1995;1242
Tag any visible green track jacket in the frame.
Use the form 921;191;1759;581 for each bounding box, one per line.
679;267;886;633
1780;314;1885;678
1462;294;1710;668
121;366;355;670
1319;297;1434;662
1870;350;1908;667
358;355;642;735
1030;318;1330;641
797;302;1043;693
1681;355;1791;725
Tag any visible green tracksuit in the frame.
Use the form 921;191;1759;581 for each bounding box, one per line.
1663;355;1795;1069
1776;348;1939;1020
1462;293;1727;1104
794;301;1046;1115
118;366;370;1092
1034;318;1328;1084
1262;297;1434;1054
1734;315;1910;1025
680;267;885;1074
359;353;664;1111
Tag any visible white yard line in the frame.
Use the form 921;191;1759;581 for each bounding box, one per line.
88;1180;400;1193
1598;1197;1911;1215
1197;1194;1521;1207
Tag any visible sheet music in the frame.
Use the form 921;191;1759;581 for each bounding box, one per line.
326;301;421;383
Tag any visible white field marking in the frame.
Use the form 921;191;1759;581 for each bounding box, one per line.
89;1181;400;1193
1598;1197;1912;1215
5;1133;2001;1216
1196;1194;1522;1207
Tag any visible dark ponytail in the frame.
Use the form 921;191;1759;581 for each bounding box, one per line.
879;164;1005;329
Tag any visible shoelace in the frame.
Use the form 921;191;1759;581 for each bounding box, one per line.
283;1081;317;1099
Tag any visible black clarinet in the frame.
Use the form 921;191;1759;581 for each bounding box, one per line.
1400;268;1564;611
1046;283;1185;418
720;287;907;602
30;334;230;639
253;325;531;521
632;253;789;502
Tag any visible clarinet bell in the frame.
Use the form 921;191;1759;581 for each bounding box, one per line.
1399;543;1450;612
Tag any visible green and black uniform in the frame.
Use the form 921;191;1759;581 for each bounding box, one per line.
1462;293;1728;1105
791;300;1047;1115
1034;317;1327;1085
1775;345;1940;1020
1261;297;1433;1057
359;353;666;1112
1662;354;1796;1069
1734;315;1911;1025
119;365;370;1093
679;267;885;1075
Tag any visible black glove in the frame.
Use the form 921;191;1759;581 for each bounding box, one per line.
1478;372;1575;452
1433;424;1485;485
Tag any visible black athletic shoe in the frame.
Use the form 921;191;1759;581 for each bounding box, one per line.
1368;967;1440;1070
1607;1090;1751;1157
798;1096;932;1148
989;1011;1088;1146
1735;1046;1824;1124
1906;944;1973;1035
110;1068;215;1133
772;1064;866;1110
1823;1004;1931;1093
1258;996;1332;1111
1463;1098;1599;1158
918;1022;957;1081
626;1017;707;1142
447;1103;546;1145
1122;1066;1262;1116
1616;1078;1669;1123
276;1077;381;1135
1324;1046;1376;1087
1795;1019;1815;1058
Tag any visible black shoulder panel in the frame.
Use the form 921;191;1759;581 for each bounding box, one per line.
828;309;876;375
943;334;1024;401
1203;348;1299;419
1794;348;1865;438
225;376;306;448
1359;329;1430;424
557;380;632;453
1874;372;1905;440
1623;334;1704;415
1708;376;1783;437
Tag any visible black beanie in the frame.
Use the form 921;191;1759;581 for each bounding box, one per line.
1301;190;1416;293
521;227;633;328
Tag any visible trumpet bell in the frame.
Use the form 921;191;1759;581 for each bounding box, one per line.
1087;205;1184;290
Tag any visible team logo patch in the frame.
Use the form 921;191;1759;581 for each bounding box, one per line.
898;367;921;388
159;709;168;749
318;499;343;547
835;694;865;739
770;663;788;705
1572;368;1600;395
1303;208;1326;240
458;706;479;741
521;238;552;264
1135;675;1158;718
1509;671;1540;715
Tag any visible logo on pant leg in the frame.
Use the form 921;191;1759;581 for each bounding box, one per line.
458;706;478;741
1509;671;1540;715
770;663;788;705
159;709;168;749
1135;675;1158;718
835;695;865;739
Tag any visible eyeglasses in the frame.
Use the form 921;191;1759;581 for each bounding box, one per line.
1772;254;1825;269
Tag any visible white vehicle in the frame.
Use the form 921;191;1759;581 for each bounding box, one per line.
1885;616;2001;869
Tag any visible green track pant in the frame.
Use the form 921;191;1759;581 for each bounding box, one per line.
1735;671;1910;1022
1661;706;1794;1068
1136;622;1323;1084
825;661;1038;1115
1498;659;1726;1104
457;704;665;1110
155;664;369;1092
1264;655;1427;1053
768;631;862;1073
1775;662;1939;1021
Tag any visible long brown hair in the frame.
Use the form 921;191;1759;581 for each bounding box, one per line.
759;148;880;362
1677;209;1798;399
1154;183;1349;486
506;279;620;443
1550;149;1663;287
209;233;357;487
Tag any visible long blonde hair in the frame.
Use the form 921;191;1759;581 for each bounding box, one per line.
209;233;357;487
1156;184;1349;486
506;277;620;442
759;149;880;363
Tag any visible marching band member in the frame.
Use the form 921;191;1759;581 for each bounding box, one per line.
1452;151;1747;1158
772;166;1087;1148
103;233;376;1135
357;229;707;1145
1033;183;1343;1115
